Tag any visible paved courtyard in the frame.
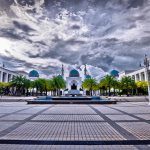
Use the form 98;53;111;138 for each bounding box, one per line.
0;102;150;150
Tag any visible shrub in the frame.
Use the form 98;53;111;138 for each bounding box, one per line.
64;88;68;91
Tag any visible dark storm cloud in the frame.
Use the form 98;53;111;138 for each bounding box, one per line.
41;39;85;63
0;29;22;40
71;25;80;30
0;55;34;70
0;0;149;78
127;0;145;8
59;52;79;64
66;39;85;45
80;53;114;72
35;41;47;46
52;35;61;43
17;0;35;6
26;8;36;14
28;54;40;58
13;21;35;33
38;65;61;75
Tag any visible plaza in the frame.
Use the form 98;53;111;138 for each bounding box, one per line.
0;101;150;149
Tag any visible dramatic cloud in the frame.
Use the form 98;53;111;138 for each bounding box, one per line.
0;0;150;81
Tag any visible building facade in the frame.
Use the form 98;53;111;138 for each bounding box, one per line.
58;65;91;95
0;67;28;83
118;67;150;82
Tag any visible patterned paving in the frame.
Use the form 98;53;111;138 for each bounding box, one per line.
0;102;149;150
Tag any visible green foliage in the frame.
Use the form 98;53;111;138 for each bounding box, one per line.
51;76;66;96
79;88;83;91
64;88;68;91
120;76;136;96
136;81;148;91
99;75;115;96
82;78;98;96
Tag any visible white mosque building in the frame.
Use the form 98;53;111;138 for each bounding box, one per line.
57;64;91;95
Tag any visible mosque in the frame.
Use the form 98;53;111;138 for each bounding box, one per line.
0;61;124;96
57;64;91;95
27;65;120;95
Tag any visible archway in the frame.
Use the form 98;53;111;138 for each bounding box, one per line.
71;83;77;90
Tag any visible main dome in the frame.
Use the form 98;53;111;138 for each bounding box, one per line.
85;74;91;79
29;70;39;77
110;70;119;77
69;69;79;77
58;75;63;79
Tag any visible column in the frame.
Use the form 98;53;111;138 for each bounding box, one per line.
144;70;147;82
0;71;3;82
139;73;142;81
135;74;137;82
9;74;12;82
5;73;8;83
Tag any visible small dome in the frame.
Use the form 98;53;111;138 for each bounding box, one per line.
110;70;119;77
58;75;63;79
69;69;79;77
29;70;39;77
85;74;91;79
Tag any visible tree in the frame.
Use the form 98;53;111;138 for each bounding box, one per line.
102;75;114;96
23;79;31;96
99;79;107;96
136;81;149;95
10;75;25;95
82;78;98;96
51;76;66;96
31;80;41;96
121;76;134;96
37;79;46;96
111;79;119;96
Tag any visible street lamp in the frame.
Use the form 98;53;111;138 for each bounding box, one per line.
139;55;150;106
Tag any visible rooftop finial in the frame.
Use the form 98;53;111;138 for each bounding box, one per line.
3;62;5;68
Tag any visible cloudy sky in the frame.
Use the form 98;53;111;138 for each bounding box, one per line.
0;0;150;81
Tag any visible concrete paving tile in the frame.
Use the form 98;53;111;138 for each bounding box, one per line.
117;122;150;140
106;115;138;121
32;115;104;121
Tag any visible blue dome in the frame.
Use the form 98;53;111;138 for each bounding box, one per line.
29;70;39;77
58;75;63;79
110;70;119;77
69;69;79;77
85;75;91;79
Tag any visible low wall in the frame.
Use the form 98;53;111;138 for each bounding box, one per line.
107;96;149;102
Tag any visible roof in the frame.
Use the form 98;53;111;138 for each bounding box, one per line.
110;70;119;77
58;75;63;79
29;70;39;77
85;74;91;79
69;69;79;77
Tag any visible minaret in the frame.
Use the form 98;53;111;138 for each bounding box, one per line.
3;62;5;68
61;64;64;78
84;64;87;79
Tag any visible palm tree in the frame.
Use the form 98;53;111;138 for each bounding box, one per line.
31;80;41;96
37;79;46;96
111;79;119;96
82;78;98;96
121;76;133;96
103;75;114;96
51;76;66;96
10;75;25;95
23;79;31;96
99;79;107;96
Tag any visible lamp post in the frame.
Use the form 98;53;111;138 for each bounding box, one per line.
139;55;150;105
